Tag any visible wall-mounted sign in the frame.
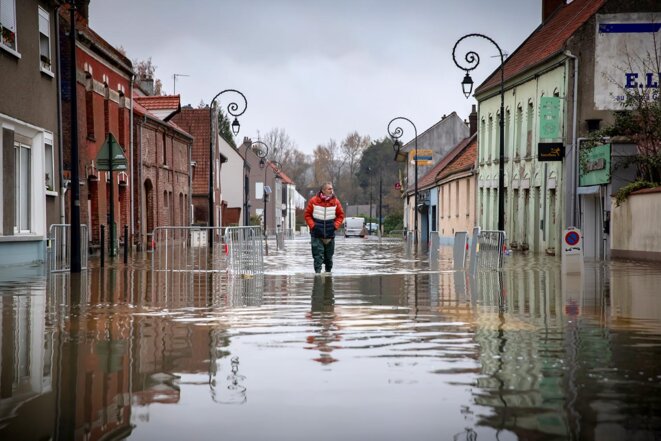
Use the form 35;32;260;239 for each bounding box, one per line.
409;149;433;166
539;96;562;141
594;13;661;110
579;143;611;186
538;142;564;161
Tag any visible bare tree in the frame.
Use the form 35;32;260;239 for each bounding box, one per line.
260;128;298;166
313;139;346;189
341;131;370;189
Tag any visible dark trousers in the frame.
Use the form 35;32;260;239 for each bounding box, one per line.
311;237;335;273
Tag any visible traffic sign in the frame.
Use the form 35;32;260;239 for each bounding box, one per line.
96;133;128;171
562;227;583;256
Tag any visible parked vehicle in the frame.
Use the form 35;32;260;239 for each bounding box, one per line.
344;217;366;238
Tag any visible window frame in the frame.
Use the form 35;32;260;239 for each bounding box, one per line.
0;0;19;57
44;132;56;194
38;6;52;73
14;140;32;234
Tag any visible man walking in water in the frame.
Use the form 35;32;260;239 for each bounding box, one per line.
304;182;345;274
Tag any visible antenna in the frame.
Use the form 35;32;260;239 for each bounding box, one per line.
173;73;190;94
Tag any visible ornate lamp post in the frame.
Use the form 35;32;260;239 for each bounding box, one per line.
388;117;418;245
453;33;505;231
250;140;270;254
208;89;247;245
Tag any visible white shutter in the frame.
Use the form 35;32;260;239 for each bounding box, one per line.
0;0;16;31
38;7;49;35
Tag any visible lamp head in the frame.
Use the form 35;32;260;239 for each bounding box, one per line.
259;158;266;169
231;118;240;135
461;72;474;99
392;138;402;153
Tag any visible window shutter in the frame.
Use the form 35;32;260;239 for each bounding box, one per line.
38;7;49;35
0;0;16;31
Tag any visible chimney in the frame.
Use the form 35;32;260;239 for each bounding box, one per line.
469;104;477;136
542;0;564;22
76;0;90;25
140;74;154;96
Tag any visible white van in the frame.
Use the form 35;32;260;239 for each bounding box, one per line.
344;217;366;238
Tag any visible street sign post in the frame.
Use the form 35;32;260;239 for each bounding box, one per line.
96;133;127;257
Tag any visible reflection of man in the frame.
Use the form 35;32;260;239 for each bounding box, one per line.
306;276;340;364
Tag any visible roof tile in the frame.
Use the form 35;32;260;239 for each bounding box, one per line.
475;0;605;95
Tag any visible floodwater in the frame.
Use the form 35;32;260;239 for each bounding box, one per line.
1;237;660;441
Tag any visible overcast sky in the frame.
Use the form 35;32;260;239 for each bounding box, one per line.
89;0;541;154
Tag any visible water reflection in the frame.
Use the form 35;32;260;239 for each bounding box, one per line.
307;275;340;364
0;251;659;440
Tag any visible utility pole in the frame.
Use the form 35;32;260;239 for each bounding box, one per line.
69;1;81;273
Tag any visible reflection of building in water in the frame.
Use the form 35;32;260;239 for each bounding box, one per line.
468;265;636;439
0;284;54;439
306;276;341;364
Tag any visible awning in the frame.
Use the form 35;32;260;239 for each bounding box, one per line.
577;185;601;195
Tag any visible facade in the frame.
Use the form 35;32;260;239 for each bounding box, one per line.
0;0;61;267
59;5;133;249
237;138;281;232
219;136;245;226
417;107;477;245
401;112;469;244
474;0;661;257
170;107;223;226
132;96;193;248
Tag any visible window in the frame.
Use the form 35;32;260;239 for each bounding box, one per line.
466;179;470;217
516;105;523;158
15;141;31;233
526;101;534;157
0;0;17;52
38;6;51;71
455;181;459;217
44;134;54;192
487;115;493;161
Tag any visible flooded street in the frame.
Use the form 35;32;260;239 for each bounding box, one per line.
1;238;660;440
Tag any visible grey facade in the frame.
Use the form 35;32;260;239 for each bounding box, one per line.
0;0;61;267
401;112;470;244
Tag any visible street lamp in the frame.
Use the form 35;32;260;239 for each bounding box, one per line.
453;33;505;231
208;89;247;245
250;140;270;254
388;117;418;245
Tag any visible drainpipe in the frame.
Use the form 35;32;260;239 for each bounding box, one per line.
55;5;66;224
565;50;579;227
129;74;135;242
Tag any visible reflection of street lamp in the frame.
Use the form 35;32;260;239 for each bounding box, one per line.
367;166;372;234
453;33;505;231
208;89;247;244
251;140;270;254
388;117;418;245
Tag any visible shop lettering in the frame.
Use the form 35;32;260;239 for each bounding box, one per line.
625;72;660;88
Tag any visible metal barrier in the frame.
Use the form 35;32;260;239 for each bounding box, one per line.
48;224;89;272
225;226;264;276
475;230;506;270
151;226;225;272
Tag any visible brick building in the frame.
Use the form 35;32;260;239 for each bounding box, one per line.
171;107;225;226
132;95;193;248
59;2;133;248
